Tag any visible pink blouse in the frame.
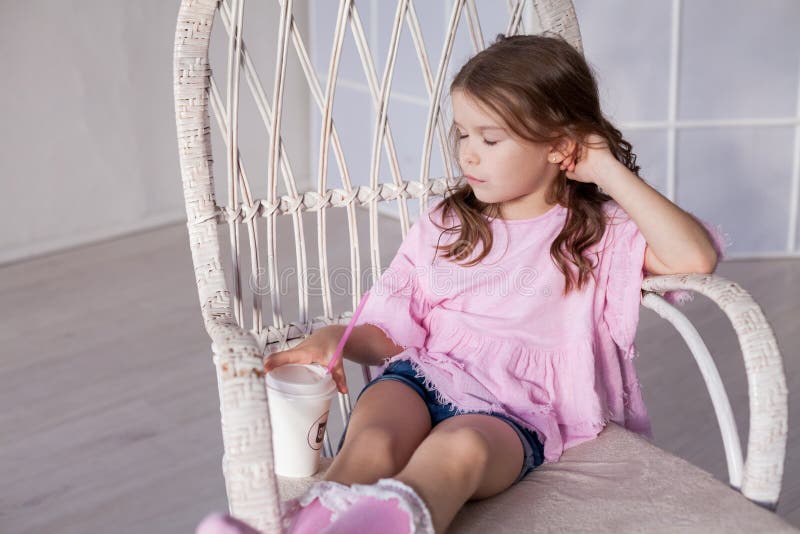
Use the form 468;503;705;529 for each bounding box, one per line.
353;200;729;463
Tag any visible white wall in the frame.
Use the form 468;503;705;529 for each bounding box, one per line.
0;1;311;265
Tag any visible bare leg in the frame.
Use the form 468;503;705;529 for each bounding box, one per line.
394;414;525;533
324;380;432;486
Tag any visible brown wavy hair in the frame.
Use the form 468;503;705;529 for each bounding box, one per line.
431;33;644;295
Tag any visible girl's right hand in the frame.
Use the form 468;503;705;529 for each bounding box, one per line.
263;326;349;394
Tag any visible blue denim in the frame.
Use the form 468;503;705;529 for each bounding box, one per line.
336;359;545;484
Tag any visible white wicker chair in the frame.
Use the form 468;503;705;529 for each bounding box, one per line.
172;1;792;531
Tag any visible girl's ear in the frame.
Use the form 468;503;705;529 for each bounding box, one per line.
552;137;578;159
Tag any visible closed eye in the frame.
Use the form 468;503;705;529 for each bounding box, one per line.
457;134;497;146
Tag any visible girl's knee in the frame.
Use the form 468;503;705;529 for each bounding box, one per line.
444;426;492;469
419;425;492;490
340;425;410;474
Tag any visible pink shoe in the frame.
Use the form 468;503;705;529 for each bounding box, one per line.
280;480;350;533
319;478;434;534
195;512;261;534
282;478;434;533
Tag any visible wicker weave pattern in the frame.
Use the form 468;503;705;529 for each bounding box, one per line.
175;0;284;530
173;0;787;529
642;274;788;509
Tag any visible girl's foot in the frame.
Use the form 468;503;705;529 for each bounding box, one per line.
192;480;347;534
195;478;434;534
281;480;349;533
195;512;260;534
319;478;434;534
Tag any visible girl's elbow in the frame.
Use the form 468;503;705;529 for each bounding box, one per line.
692;249;718;274
671;250;717;275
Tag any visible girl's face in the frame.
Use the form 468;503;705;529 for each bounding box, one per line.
451;89;566;220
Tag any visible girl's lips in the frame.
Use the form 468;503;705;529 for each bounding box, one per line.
466;175;485;183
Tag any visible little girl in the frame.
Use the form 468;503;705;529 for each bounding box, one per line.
197;33;727;534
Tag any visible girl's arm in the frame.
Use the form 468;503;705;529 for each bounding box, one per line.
264;323;403;394
596;162;718;274
560;134;718;274
322;323;406;366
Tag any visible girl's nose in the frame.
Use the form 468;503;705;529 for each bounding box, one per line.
461;147;478;167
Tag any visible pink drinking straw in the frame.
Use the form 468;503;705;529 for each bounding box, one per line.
326;290;371;375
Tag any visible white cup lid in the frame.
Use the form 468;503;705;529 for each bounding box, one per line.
266;364;337;398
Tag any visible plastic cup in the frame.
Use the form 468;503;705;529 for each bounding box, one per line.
265;363;337;478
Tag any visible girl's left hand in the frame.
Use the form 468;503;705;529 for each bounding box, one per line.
559;133;618;186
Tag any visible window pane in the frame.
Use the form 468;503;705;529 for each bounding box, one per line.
375;1;444;99
621;128;669;196
574;0;672;122
309;86;374;189
676;127;794;254
795;207;800;253
312;0;375;84
680;0;800;120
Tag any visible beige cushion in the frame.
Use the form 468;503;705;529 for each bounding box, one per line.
278;423;797;532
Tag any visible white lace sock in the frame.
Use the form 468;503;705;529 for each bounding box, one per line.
280;480;349;533
319;478;435;534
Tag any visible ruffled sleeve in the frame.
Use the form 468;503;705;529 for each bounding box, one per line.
601;204;733;356
352;214;432;350
601;206;648;360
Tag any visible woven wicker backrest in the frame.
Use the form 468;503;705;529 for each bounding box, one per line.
174;0;581;352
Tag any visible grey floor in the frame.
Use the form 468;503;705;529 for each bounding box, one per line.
1;212;798;533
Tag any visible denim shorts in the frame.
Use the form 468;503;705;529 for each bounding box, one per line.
336;359;545;484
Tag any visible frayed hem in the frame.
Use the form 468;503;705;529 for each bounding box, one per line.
662;289;696;306
565;416;611;435
388;355;555;422
623;344;640;360
391;356;470;415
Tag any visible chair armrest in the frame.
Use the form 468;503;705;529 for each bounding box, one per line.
207;315;283;532
641;273;788;510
